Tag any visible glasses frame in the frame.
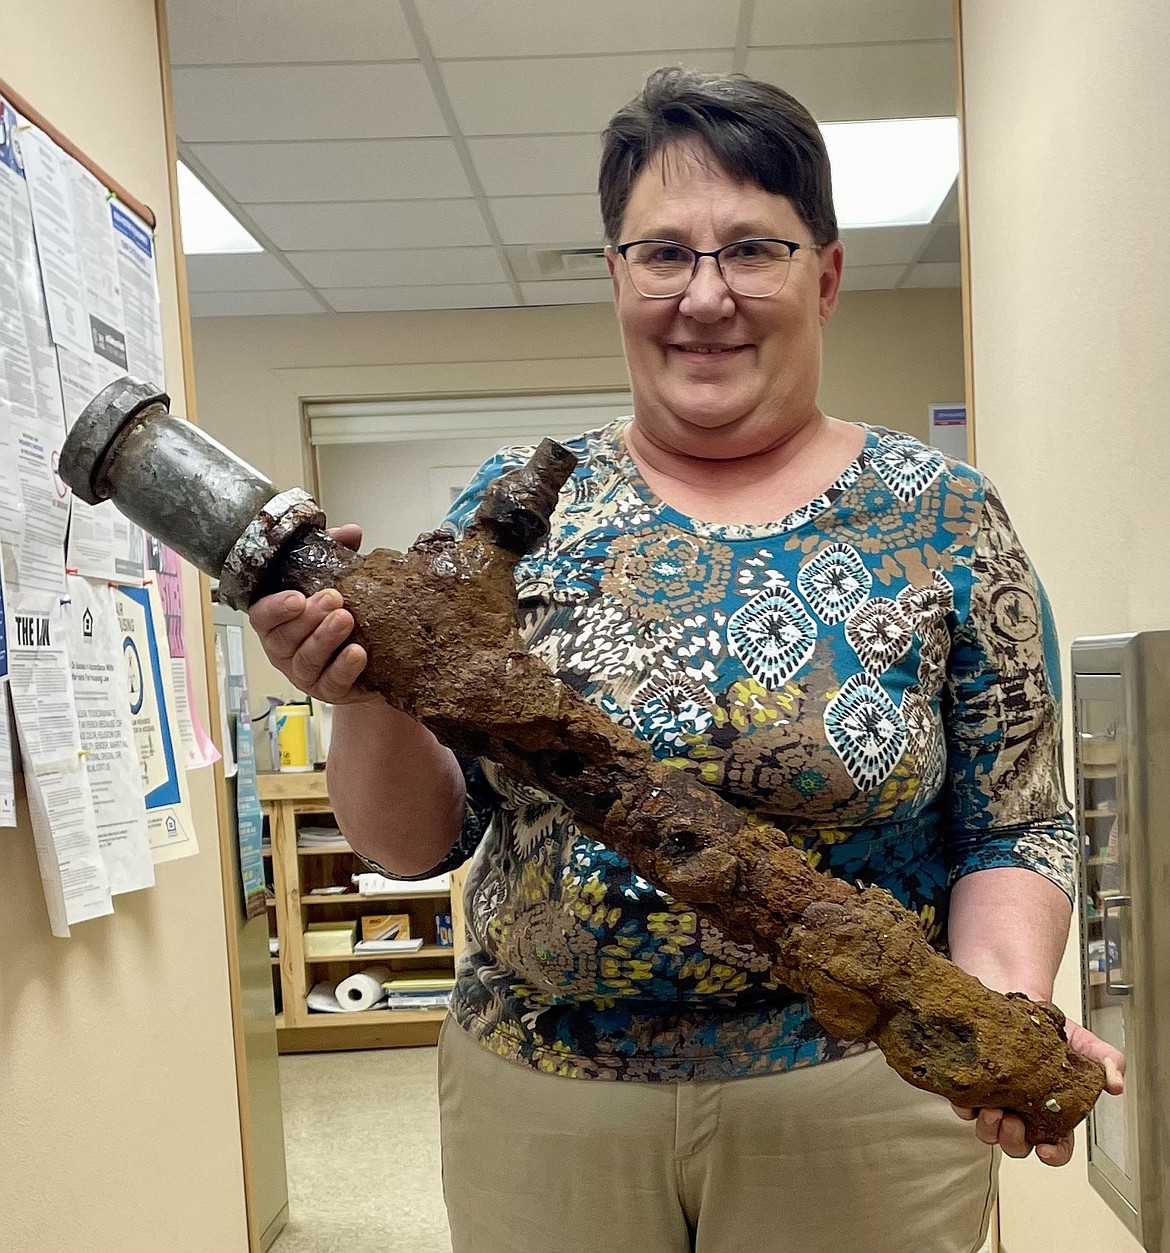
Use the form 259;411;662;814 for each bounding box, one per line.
613;236;811;299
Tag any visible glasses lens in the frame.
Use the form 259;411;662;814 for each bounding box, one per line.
720;239;793;296
623;241;695;296
622;239;795;297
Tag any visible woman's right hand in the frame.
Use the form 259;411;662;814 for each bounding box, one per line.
246;524;379;706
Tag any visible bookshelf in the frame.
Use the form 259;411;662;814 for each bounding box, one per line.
258;772;466;1053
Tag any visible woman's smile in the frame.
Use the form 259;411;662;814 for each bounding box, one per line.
669;342;751;361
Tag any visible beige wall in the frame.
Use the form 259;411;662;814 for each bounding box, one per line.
0;3;248;1251
962;1;1169;1249
822;287;965;437
191;286;964;705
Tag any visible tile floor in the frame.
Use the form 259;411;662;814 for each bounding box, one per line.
271;1046;451;1253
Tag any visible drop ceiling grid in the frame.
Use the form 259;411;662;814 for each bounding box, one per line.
171;0;959;315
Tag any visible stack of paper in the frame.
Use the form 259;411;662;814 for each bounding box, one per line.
383;993;452;1011
354;937;425;955
297;824;346;849
382;973;455;1010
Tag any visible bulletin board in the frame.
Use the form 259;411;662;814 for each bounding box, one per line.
0;74;218;936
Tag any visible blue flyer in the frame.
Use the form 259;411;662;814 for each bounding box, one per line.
118;583;181;808
234;694;267;920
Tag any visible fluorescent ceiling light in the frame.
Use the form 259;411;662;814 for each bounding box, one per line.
177;161;263;255
822;117;960;229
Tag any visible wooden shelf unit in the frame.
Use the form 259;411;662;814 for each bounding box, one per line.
258;772;465;1053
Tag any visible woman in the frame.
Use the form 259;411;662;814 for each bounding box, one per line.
251;69;1123;1253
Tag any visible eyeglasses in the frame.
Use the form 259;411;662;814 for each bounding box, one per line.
614;237;810;299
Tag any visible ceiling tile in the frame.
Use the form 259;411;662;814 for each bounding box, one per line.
286;247;507;288
189;139;471;204
320;285;517;312
467;135;602;197
744;43;956;121
520;280;614;306
246;200;492;251
917;223;961;265
184;252;303;293
415;0;738;57
490;195;604;245
173;64;446;143
167;0;416;64
900;262;961;288
189;289;326;317
750;1;953;46
838;264;906;291
442;51;733;137
839;225;932;268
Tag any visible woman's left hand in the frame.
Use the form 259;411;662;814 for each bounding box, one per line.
950;1018;1126;1166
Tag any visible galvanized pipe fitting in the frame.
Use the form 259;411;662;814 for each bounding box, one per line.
59;375;328;610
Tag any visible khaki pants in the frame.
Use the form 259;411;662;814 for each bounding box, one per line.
438;1016;997;1253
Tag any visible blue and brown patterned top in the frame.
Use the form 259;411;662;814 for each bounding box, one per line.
422;420;1075;1082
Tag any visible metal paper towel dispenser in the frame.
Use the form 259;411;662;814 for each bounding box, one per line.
1072;632;1170;1251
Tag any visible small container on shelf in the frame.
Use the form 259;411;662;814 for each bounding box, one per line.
275;703;313;772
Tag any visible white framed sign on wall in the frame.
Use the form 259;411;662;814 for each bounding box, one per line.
928;403;968;461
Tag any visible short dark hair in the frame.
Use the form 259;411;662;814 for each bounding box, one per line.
599;67;837;247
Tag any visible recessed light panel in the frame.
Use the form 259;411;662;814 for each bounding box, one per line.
177;161;263;255
823;117;960;229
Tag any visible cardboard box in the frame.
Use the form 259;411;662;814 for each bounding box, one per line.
361;913;411;942
303;921;357;957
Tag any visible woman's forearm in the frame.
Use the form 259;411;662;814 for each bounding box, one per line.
325;700;466;876
947;866;1073;1001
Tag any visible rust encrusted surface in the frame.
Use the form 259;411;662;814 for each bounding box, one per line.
277;442;1103;1145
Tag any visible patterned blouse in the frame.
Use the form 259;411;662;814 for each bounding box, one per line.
420;419;1075;1082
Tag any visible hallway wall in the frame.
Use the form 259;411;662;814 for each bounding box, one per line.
961;1;1169;1248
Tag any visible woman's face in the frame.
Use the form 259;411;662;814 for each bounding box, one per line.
606;143;843;459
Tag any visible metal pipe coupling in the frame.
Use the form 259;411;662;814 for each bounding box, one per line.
58;375;326;610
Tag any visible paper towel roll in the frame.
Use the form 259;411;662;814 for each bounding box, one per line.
335;965;390;1012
